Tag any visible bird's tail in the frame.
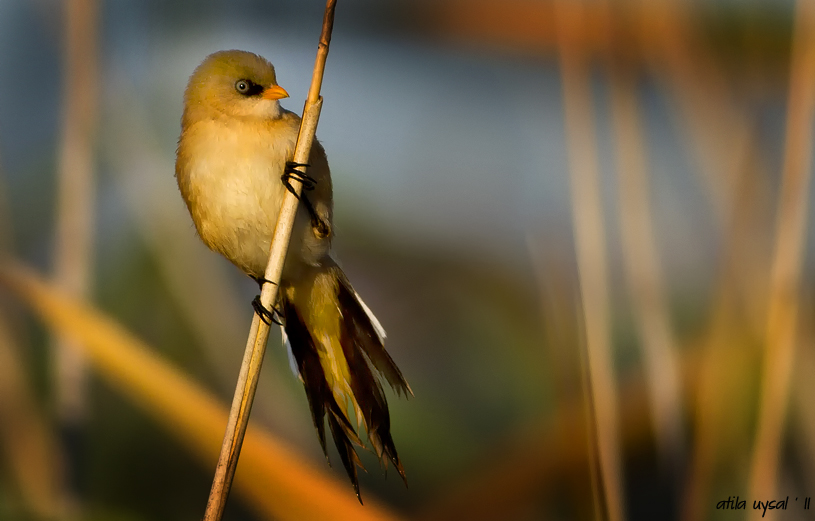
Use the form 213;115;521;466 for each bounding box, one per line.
279;260;411;501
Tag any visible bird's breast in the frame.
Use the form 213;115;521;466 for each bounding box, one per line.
177;118;299;275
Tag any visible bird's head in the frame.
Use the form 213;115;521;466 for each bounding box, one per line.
182;50;289;124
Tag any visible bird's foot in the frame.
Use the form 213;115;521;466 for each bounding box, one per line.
252;295;283;326
282;161;316;194
250;275;278;290
281;161;330;239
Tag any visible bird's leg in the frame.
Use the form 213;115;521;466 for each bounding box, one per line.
301;196;331;238
282;161;330;238
252;295;284;326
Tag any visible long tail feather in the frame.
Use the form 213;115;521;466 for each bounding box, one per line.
337;277;408;483
338;276;412;398
280;263;409;501
327;408;364;501
281;289;366;501
281;298;331;459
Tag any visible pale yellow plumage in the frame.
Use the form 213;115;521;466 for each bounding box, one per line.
175;50;410;501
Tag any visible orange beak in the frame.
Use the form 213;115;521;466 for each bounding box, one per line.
262;85;289;100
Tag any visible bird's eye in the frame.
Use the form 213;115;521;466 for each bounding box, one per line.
235;80;250;94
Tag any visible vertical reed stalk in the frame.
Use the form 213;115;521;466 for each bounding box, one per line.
555;2;625;520
748;0;815;511
602;4;684;467
51;0;99;513
643;1;751;230
639;3;774;518
792;313;815;490
0;315;61;519
203;2;337;519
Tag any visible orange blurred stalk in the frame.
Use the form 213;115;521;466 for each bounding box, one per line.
0;260;403;521
748;0;815;511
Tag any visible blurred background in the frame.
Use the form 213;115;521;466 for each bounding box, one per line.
0;0;813;519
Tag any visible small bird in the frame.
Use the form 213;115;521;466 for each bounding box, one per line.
175;50;411;500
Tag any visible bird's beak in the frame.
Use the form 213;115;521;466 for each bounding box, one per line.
262;85;289;100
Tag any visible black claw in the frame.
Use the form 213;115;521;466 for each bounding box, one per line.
252;295;283;326
282;161;316;195
250;275;278;290
281;161;330;238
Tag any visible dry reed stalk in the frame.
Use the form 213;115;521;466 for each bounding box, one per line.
601;2;684;468
679;166;770;521
747;0;815;511
51;0;99;515
792;311;815;492
635;3;778;518
0;313;61;519
575;303;607;521
641;1;752;230
680;282;759;521
555;2;625;520
674;106;774;521
627;2;772;517
0;260;402;521
203;2;338;519
644;2;777;341
52;0;99;458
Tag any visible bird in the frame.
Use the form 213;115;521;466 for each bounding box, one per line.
175;50;411;501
